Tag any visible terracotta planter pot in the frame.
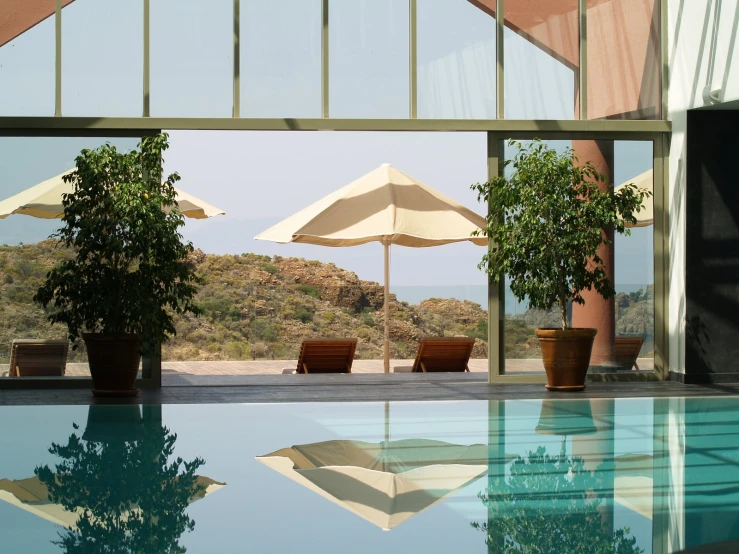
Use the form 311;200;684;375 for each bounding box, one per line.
535;328;597;391
83;333;143;397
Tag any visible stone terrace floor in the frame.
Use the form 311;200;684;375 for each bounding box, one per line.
39;357;655;377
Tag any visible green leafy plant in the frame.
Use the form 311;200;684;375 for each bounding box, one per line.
472;139;650;330
33;133;201;351
297;283;321;299
473;445;643;553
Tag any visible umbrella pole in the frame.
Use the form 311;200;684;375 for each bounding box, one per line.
384;241;390;373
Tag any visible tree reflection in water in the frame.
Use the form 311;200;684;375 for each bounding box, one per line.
473;445;644;554
34;406;206;553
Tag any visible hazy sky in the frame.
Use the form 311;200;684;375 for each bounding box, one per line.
0;0;654;291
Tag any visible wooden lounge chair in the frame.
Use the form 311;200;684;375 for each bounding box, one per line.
8;339;69;377
395;337;476;373
614;336;644;371
289;338;358;374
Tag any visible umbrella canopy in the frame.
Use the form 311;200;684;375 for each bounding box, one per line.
255;163;487;371
615;169;653;228
0;474;225;529
0;169;226;220
257;438;490;530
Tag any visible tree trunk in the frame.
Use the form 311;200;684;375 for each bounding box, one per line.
558;269;568;330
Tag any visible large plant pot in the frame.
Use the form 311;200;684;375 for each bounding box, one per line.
535;328;597;391
83;333;142;397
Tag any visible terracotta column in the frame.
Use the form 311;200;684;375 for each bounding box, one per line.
571;140;615;367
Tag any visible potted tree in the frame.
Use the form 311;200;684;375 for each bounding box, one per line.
34;133;201;396
472;139;649;390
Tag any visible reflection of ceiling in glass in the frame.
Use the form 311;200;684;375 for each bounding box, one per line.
467;0;661;119
0;0;75;47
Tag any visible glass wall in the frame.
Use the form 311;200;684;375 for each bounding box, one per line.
0;136;139;377
150;0;232;117
504;0;578;119
241;0;321;117
501;139;654;375
62;0;142;116
329;0;409;118
157;131;489;377
0;0;665;122
587;0;661;120
0;2;55;116
417;0;497;119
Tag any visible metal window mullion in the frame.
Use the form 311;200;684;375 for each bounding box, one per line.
653;133;668;379
409;0;417;119
143;0;150;117
233;0;240;118
321;0;329;118
487;133;505;381
496;0;504;119
55;0;62;116
579;0;587;120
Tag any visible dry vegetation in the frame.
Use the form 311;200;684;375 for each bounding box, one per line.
0;242;653;363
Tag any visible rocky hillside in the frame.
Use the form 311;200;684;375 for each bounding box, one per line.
0;242;654;363
0;242;489;362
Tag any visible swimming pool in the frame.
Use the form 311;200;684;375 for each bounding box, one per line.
0;397;736;553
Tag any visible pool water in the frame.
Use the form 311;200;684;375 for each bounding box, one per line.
0;397;737;553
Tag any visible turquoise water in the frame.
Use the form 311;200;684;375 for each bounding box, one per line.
0;398;736;553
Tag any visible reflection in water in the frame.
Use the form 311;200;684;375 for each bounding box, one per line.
258;438;491;530
0;406;224;553
474;446;643;553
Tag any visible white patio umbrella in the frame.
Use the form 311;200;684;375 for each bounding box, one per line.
615;169;653;227
0;169;226;220
255;163;487;372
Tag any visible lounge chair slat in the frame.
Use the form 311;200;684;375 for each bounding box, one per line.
614;336;644;371
9;340;69;377
398;337;476;373
295;338;357;374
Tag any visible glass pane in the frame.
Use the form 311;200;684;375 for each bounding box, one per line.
241;0;321;117
62;0;142;116
504;0;579;119
329;0;409;118
150;0;232;117
0;2;55;116
0;136;139;378
417;0;496;119
613;141;654;368
501;139;654;375
587;0;661;120
161;131;488;376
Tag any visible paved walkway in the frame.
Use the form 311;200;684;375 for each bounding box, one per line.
44;357;652;377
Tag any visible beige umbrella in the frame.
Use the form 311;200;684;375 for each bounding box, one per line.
0;169;226;220
255;163;487;371
615;169;653;227
0;474;225;529
257;438;491;530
